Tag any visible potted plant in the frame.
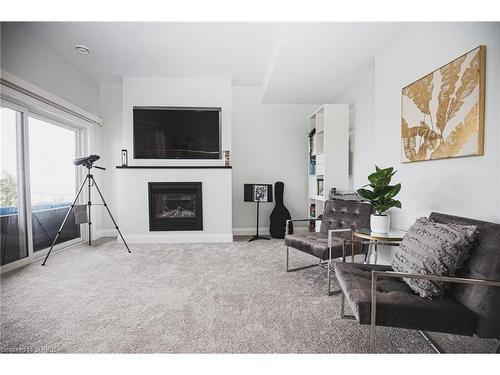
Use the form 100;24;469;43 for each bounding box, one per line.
357;166;402;233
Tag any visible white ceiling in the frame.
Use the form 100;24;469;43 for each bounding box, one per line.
262;23;406;103
21;22;406;103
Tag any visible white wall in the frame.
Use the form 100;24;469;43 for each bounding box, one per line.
97;83;123;234
122;77;231;166
1;22;100;115
231;86;317;233
333;66;375;191
374;23;500;229
335;23;500;233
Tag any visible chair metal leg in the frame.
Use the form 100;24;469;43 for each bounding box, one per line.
369;271;377;353
419;331;441;353
286;245;289;271
286;246;319;272
340;292;356;320
328;267;342;296
285;245;341;295
365;242;372;264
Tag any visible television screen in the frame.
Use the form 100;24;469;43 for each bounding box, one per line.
133;107;221;159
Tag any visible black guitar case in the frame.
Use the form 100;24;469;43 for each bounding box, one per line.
269;181;292;239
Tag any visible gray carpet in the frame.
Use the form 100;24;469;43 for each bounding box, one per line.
1;238;497;353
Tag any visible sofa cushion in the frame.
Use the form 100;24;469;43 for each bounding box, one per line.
429;212;500;339
334;262;476;336
285;232;363;260
391;217;477;299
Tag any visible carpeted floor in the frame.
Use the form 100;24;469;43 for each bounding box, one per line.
1;238;497;353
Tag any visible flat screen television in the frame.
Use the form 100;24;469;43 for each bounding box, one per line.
133;107;221;159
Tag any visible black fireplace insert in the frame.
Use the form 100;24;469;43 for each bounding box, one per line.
148;182;203;231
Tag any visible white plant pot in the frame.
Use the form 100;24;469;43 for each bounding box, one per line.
370;214;390;234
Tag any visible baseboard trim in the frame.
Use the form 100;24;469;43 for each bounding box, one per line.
117;233;234;244
232;225;307;236
232;227;270;236
94;229;117;240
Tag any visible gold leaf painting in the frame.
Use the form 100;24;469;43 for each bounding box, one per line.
401;46;485;163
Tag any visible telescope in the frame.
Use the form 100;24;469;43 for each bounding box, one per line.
73;155;105;170
42;154;129;266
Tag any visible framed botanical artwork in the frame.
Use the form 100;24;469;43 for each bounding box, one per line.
401;45;485;163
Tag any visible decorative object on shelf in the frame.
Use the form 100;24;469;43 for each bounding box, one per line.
223;150;230;166
331;191;365;201
357;166;402;234
121;149;128;166
310;203;316;218
317;177;324;197
269;182;291;239
308;219;316;232
308;159;316;175
401;45;485;163
329;188;337;199
244;184;273;241
308;128;316;157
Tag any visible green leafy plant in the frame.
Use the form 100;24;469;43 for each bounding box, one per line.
0;171;18;207
357;166;402;215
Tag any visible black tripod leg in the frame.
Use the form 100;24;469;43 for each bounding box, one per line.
88;172;92;246
91;178;131;253
42;175;88;266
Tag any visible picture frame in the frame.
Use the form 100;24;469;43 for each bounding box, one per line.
401;45;485;163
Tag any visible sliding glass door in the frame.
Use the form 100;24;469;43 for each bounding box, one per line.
28;116;80;252
0;107;28;265
1;100;85;269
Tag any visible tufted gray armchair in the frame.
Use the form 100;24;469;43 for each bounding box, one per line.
285;199;372;295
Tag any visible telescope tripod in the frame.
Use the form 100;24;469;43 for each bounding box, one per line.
41;167;131;266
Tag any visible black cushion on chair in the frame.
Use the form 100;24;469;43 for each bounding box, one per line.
334;262;477;336
285;232;362;260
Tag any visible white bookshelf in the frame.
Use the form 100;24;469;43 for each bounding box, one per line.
307;104;349;231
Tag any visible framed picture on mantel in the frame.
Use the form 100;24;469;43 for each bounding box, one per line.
401;45;485;163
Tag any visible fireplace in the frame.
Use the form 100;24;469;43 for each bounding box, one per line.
148;182;203;231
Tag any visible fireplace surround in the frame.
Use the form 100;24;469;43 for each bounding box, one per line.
148;182;203;231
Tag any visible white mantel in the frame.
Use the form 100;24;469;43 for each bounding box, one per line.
116;167;232;243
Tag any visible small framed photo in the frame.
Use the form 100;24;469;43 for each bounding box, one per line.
253;185;268;202
317;178;324;196
121;149;128;166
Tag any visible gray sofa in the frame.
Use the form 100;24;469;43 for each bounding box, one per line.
285;199;372;295
334;212;500;352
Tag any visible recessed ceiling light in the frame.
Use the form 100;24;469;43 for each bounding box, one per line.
75;45;90;55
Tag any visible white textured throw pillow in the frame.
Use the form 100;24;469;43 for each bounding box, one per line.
391;217;477;299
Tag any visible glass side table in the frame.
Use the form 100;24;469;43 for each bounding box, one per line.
351;228;407;264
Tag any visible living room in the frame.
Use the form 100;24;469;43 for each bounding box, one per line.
1;1;500;372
